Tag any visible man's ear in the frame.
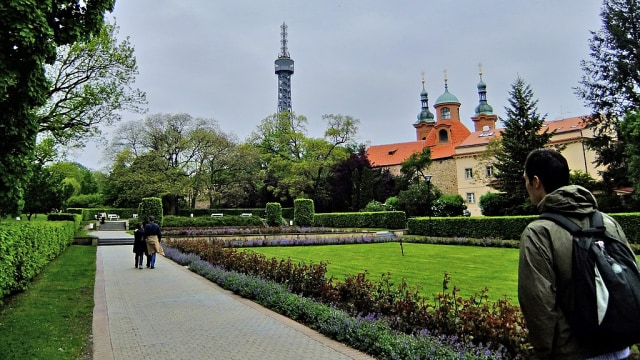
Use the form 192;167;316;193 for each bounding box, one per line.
533;175;542;189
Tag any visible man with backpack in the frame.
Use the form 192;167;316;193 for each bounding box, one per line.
519;149;638;359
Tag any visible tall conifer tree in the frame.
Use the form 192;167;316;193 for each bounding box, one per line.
494;77;552;214
576;0;640;192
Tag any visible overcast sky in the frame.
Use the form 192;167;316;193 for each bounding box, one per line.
69;0;604;170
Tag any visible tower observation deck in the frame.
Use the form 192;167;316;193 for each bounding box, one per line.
275;22;294;113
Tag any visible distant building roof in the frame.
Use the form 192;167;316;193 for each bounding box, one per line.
366;141;427;167
456;116;586;149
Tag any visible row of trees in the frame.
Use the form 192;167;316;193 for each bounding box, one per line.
101;111;403;214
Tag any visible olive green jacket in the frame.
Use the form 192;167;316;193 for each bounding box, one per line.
518;185;631;359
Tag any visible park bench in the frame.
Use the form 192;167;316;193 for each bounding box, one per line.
107;214;120;221
240;213;253;217
211;213;223;217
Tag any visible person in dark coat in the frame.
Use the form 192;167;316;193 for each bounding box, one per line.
144;216;164;269
133;222;146;269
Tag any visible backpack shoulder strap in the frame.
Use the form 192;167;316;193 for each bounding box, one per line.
539;212;582;235
539;210;605;236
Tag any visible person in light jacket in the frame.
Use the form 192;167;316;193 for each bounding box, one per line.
518;149;632;359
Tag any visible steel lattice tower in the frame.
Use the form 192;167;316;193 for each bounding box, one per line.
275;22;294;113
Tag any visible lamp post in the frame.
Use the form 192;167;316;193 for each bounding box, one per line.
423;174;433;237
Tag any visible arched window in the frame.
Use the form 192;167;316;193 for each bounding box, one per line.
441;107;451;119
439;129;448;142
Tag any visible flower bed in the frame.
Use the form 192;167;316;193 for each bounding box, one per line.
165;232;398;248
162;226;373;236
166;239;530;358
164;246;510;359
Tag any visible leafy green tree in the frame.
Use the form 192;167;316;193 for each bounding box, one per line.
326;146;378;212
569;169;600;193
576;0;640;192
65;193;104;208
22;164;68;220
248;112;358;204
34;137;64;165
109;113;218;213
396;181;441;217
0;0;114;217
493;77;552;214
38;21;146;146
479;192;507;216
399;147;432;184
432;194;467;217
103;150;187;208
48;161;98;195
621;110;640;200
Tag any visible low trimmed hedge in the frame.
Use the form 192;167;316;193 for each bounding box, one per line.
47;213;82;231
408;212;640;244
177;208;269;217
0;220;75;300
66;207;138;221
407;216;530;240
162;215;264;227
314;211;407;229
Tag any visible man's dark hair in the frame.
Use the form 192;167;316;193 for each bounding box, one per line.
525;148;569;193
148;215;155;223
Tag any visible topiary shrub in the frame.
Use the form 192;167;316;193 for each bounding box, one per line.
432;194;466;217
384;196;399;210
293;198;314;226
139;197;163;226
361;200;388;212
265;202;283;226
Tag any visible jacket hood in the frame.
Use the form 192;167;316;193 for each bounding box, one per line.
537;185;597;217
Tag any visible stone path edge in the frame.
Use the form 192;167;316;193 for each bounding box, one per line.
91;250;372;360
92;249;114;360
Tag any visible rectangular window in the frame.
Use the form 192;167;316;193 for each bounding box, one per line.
486;166;493;177
466;192;476;204
465;168;473;179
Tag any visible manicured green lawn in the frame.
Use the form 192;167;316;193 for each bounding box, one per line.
0;245;96;360
247;243;520;303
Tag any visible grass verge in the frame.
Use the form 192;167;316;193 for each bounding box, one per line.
0;245;96;360
246;242;520;303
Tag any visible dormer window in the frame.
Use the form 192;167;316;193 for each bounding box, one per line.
439;129;448;142
388;149;398;155
441;107;451;119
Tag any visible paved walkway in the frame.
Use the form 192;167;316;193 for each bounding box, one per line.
92;241;374;360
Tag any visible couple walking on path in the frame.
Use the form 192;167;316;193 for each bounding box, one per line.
132;216;164;269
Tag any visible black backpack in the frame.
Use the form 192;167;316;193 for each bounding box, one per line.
539;210;640;350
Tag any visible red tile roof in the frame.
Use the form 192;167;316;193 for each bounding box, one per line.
367;120;471;167
456;116;586;149
367;116;586;168
366;141;426;167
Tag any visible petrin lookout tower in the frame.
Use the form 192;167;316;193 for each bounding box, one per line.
275;22;294;113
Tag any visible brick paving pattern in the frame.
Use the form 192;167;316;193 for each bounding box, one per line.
92;245;374;360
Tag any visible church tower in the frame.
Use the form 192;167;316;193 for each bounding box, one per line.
470;66;497;132
413;74;435;141
275;22;294;113
434;71;461;122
